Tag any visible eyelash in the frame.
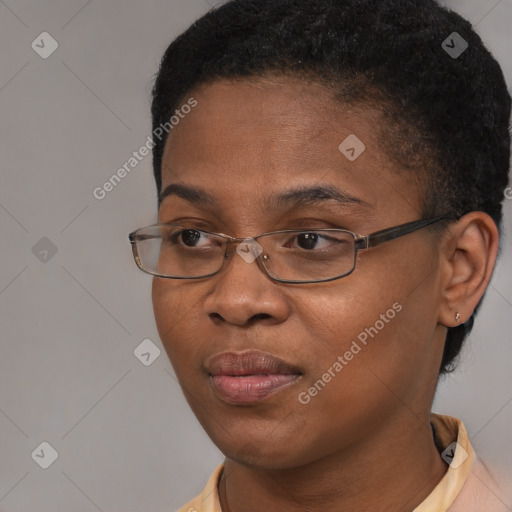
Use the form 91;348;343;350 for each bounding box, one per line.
164;218;350;231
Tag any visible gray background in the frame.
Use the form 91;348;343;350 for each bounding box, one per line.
0;0;511;510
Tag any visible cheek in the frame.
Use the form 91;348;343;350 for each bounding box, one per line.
288;285;401;411
292;271;404;356
151;280;203;369
292;266;425;389
292;265;440;428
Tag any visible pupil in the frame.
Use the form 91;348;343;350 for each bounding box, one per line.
182;230;201;246
298;233;318;250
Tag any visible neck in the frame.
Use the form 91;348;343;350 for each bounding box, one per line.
219;414;448;512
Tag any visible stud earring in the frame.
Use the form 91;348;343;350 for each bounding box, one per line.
455;312;461;323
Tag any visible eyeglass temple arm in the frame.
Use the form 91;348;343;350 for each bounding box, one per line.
129;233;160;243
356;216;449;249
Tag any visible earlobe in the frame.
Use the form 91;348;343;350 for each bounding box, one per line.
438;212;499;328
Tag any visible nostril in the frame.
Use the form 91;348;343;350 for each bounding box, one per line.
252;313;271;321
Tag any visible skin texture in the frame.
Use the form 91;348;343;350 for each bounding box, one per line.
151;76;499;512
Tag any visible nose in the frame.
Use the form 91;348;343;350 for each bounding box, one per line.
203;241;291;327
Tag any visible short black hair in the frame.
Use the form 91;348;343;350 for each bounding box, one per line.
150;0;511;376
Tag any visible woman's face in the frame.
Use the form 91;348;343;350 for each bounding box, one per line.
152;76;447;469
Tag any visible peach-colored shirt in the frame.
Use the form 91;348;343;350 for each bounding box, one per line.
178;413;510;512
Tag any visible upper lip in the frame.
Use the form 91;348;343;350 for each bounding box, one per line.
205;349;303;376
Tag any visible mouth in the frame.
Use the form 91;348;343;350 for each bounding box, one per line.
205;349;303;404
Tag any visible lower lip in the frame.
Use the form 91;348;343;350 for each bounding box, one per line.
210;374;301;404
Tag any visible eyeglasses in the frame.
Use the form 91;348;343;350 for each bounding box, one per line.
128;216;449;284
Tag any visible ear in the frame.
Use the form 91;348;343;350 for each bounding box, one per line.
438;212;499;328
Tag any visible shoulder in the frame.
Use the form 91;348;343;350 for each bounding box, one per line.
448;455;512;512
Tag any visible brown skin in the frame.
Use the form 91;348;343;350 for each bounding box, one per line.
151;76;499;511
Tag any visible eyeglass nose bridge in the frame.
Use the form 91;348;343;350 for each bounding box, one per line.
209;235;275;283
224;236;268;265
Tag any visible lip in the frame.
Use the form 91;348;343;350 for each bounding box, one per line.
205;350;303;404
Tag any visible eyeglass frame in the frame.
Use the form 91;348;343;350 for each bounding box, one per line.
128;215;452;284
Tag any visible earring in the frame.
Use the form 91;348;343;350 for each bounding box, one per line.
455;312;461;323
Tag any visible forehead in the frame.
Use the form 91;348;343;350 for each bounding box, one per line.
159;76;423;220
163;76;374;165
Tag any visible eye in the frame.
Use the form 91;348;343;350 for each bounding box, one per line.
287;232;338;251
171;229;212;248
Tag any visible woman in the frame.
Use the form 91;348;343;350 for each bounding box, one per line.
129;0;511;510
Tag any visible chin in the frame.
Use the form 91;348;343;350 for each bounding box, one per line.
204;423;314;470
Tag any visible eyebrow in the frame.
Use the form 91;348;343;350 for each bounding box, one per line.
158;183;368;210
